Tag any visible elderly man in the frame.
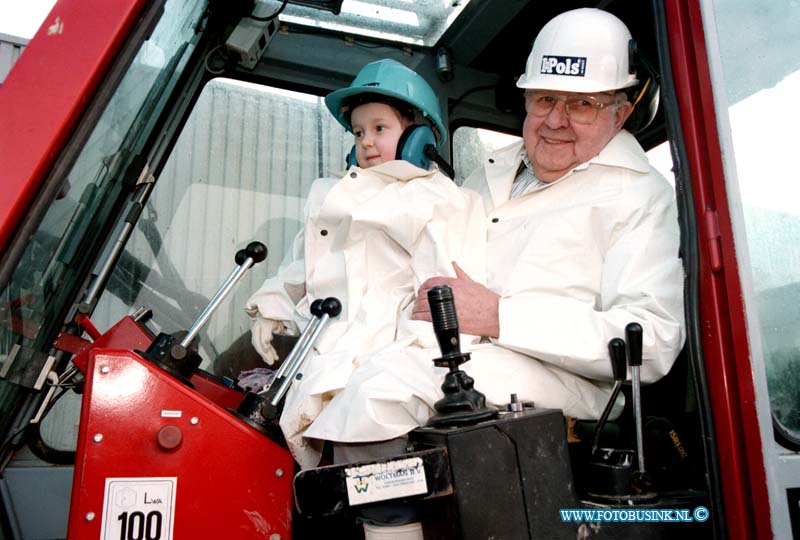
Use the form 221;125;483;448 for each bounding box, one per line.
414;8;685;419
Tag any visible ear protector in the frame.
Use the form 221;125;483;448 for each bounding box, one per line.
346;124;437;170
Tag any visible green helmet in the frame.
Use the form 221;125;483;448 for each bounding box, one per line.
325;59;447;146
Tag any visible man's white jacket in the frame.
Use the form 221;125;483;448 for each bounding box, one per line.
246;132;685;468
246;160;487;467
459;132;685;414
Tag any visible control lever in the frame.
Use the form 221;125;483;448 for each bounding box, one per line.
583;323;655;502
182;242;268;349
591;338;627;456
626;322;653;494
234;297;341;437
141;241;267;384
268;297;341;406
268;300;324;386
426;285;497;427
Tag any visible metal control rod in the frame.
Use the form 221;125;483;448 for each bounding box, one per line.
591;337;628;455
180;242;267;348
269;297;341;407
626;322;645;473
269;300;324;383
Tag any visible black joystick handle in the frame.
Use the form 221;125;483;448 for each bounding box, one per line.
610;337;627;381
427;285;497;427
428;285;464;367
626;323;643;367
591;338;628;455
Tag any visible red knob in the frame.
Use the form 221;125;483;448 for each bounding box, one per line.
157;425;183;451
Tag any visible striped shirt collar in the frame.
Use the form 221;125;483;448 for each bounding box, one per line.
511;151;549;198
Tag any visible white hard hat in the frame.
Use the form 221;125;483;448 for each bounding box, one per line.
517;8;638;93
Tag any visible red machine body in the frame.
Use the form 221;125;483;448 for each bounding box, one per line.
67;346;294;539
2;0;799;538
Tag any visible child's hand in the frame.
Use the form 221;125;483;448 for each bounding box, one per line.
251;318;282;365
412;262;500;338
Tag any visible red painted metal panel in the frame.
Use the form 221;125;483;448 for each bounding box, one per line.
665;1;771;538
0;0;149;254
190;370;246;411
67;350;293;539
71;316;153;374
69;315;246;410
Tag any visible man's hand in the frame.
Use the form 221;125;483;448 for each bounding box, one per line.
412;262;500;338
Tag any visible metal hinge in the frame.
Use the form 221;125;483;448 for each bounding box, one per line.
703;208;723;272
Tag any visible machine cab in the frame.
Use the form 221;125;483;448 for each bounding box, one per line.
1;0;799;538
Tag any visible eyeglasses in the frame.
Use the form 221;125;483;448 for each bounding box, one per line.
524;91;622;125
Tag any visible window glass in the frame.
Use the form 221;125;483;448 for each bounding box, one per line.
707;0;800;439
452;126;520;185
0;0;207;449
41;79;351;450
92;78;351;363
646;141;676;188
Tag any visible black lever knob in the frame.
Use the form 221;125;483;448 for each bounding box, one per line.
235;249;247;266
590;337;629;456
310;299;324;317
235;241;268;265
625;323;643;367
608;338;627;381
321;297;342;317
246;241;268;263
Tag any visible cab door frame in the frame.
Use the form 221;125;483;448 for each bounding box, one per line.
665;0;774;538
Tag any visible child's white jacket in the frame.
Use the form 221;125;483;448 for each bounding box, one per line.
246;160;487;467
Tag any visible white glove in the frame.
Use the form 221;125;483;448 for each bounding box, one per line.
251;318;291;365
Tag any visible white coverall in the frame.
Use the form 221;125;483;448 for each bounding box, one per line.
459;132;685;418
247;132;685;468
246;160;487;468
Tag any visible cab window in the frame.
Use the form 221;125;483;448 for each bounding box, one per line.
706;0;800;444
452;126;519;185
40;78;351;451
92;78;350;364
0;0;208;450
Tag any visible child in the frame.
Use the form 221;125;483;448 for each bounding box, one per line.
245;59;487;469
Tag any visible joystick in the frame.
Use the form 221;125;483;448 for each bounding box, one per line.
426;285;498;427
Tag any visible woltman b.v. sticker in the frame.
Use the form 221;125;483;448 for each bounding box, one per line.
345;457;427;506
